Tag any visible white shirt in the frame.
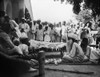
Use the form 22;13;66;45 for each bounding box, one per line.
19;23;30;33
18;44;28;54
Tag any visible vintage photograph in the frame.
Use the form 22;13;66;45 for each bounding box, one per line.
0;0;100;77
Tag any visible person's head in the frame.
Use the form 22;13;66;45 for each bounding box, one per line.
81;28;89;38
49;24;53;29
21;17;26;23
33;21;37;25
20;38;30;46
28;21;32;28
98;20;100;27
20;28;25;32
4;15;10;23
67;37;74;45
39;24;42;30
85;22;92;30
51;26;53;30
45;26;48;31
37;20;41;25
67;33;79;44
13;38;20;46
63;21;66;26
0;11;5;24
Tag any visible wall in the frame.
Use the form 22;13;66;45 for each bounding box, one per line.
0;0;33;22
3;0;12;18
0;0;4;11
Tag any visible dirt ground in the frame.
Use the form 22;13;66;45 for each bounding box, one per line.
20;51;100;77
20;64;100;77
45;64;100;77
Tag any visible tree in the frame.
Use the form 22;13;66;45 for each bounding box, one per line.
76;9;92;23
84;0;100;16
54;0;82;14
54;0;100;17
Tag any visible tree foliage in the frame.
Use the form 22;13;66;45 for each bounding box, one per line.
84;0;100;16
54;0;100;16
76;9;92;23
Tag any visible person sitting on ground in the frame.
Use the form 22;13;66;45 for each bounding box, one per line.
0;10;36;77
0;11;22;55
4;15;19;40
13;37;38;68
13;38;28;55
63;33;86;63
87;42;100;64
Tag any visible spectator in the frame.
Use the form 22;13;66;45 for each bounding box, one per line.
27;21;35;40
50;25;56;42
44;26;51;42
19;17;30;34
20;29;28;39
35;24;44;41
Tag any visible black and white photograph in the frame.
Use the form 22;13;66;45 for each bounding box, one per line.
0;0;100;77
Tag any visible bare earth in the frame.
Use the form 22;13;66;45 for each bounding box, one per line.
20;64;100;77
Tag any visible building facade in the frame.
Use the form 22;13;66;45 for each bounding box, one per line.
0;0;33;23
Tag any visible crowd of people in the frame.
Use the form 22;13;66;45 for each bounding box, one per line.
30;18;100;63
0;9;100;76
32;16;100;64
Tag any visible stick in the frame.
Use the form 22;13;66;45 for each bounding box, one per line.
45;67;94;75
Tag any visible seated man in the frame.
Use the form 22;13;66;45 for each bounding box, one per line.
0;11;37;77
63;33;86;63
0;10;22;55
13;37;38;61
88;44;100;64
